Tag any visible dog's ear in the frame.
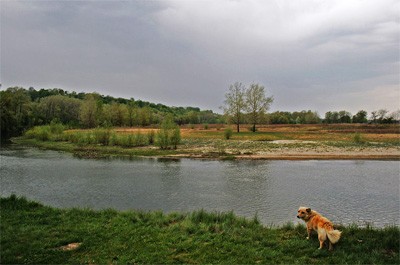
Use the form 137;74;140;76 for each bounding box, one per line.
306;208;311;213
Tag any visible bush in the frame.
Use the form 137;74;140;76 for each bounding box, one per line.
156;117;181;149
36;127;51;141
170;127;181;149
109;132;118;146
353;132;366;144
49;121;64;134
134;133;148;147
117;134;133;147
156;128;170;149
93;128;111;146
24;126;51;141
224;128;233;140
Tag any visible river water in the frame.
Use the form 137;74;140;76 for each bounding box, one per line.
1;145;399;227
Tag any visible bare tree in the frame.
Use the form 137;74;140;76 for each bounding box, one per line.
245;83;273;132
222;82;246;132
377;109;388;122
389;110;400;122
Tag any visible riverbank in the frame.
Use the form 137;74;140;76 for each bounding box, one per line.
10;124;400;160
12;137;400;161
1;195;398;264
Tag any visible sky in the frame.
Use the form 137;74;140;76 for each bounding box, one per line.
1;0;399;115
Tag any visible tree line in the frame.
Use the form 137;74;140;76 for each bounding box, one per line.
269;109;399;125
1;86;398;140
0;87;222;140
221;82;399;131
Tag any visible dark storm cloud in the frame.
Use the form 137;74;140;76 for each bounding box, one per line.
1;0;399;114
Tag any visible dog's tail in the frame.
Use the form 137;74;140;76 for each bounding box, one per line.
325;224;341;244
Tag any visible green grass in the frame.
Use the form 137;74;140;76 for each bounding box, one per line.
1;196;399;264
12;138;177;159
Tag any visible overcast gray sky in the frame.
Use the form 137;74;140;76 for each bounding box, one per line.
1;0;399;115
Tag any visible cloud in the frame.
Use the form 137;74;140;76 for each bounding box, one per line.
1;0;399;114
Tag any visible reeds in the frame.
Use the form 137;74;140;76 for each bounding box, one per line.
25;125;154;148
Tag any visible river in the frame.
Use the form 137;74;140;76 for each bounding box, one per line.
1;145;399;227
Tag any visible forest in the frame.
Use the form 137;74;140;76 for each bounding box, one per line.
0;87;222;140
1;86;398;140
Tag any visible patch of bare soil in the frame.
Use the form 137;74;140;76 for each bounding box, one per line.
235;146;400;160
60;243;81;251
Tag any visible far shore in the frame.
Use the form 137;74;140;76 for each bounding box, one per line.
9;123;399;161
11;137;400;161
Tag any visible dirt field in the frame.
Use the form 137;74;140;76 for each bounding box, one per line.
115;124;400;160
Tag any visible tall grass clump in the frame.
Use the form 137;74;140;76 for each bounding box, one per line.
24;125;52;141
93;128;111;145
147;130;155;145
25;122;65;141
113;133;133;147
135;132;148;146
353;132;366;144
108;132;150;147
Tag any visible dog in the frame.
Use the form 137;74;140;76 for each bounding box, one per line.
297;206;341;250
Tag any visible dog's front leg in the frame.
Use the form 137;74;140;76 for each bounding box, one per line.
306;227;312;240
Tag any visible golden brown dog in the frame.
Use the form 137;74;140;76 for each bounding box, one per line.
297;206;341;250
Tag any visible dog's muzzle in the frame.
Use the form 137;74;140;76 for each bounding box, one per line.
296;215;300;219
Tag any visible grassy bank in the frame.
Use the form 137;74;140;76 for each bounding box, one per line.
1;196;399;264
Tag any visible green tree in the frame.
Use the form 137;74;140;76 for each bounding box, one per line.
324;111;333;124
222;82;246;132
80;94;102;128
303;110;320;124
352;110;368;123
138;106;153;126
39;95;81;125
108;102;127;127
0;87;31;139
170;126;181;149
338;111;352;123
0;90;17;139
245;83;273;132
127;99;136;127
324;111;340;123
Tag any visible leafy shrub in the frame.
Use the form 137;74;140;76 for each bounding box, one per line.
170;127;181;149
109;132;118;146
224;128;233;140
134;133;148;147
24;126;51;141
156;128;170;149
49;121;64;134
353;132;366;144
156;117;181;149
